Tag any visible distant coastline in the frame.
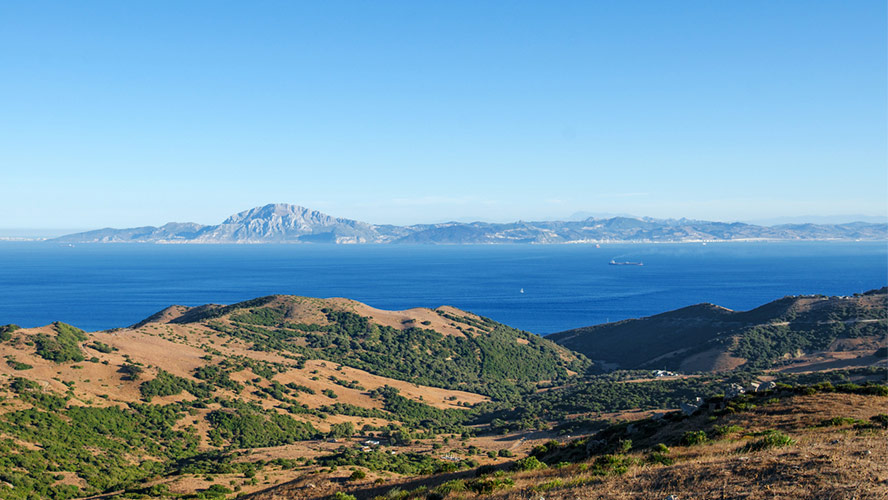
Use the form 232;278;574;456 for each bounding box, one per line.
11;237;887;245
47;203;888;245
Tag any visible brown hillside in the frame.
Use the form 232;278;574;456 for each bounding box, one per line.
255;390;888;500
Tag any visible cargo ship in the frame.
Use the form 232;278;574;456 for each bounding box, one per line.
609;259;643;266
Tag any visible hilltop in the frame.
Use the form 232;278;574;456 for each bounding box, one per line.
548;288;888;372
52;203;888;244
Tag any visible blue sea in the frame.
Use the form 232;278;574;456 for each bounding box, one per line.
0;241;885;334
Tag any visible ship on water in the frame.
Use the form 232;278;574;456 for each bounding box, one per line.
609;259;643;266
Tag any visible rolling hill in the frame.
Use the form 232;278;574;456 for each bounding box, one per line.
548;288;888;372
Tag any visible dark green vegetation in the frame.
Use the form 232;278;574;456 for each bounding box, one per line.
526;380;887;467
197;297;589;399
0;378;199;499
370;386;470;434
87;341;115;353
0;325;20;342
472;367;885;433
33;322;88;363
207;402;317;447
318;449;475;476
140;370;212;400
477;374;738;432
549;288;888;371
4;357;31;370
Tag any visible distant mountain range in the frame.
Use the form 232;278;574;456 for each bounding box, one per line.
52;203;888;244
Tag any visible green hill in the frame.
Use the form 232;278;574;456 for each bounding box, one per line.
163;295;591;399
548;288;888;372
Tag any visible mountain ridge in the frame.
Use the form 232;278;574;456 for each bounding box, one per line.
548;287;888;372
52;203;888;244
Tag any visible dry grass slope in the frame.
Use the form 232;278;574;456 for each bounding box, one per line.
252;390;887;500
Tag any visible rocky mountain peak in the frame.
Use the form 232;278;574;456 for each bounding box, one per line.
221;203;329;225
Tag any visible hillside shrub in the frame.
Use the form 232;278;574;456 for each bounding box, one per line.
33;322;87;363
712;424;744;437
466;477;514;494
475;464;497;476
119;362;144;381
87;341;115;353
818;417;866;427
0;324;20;341
648;451;673;465
681;430;708;446
6;359;32;370
140;370;211;400
512;456;546;471
870;414;888;428
740;430;795;452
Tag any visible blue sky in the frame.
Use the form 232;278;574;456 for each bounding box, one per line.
1;1;885;228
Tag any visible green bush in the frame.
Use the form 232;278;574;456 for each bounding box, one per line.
6;359;32;370
434;480;466;495
0;324;20;341
119;362;144;381
512;456;546;471
618;439;632;452
202;484;232;497
33;322;88;363
328;422;355;439
870;414;888;428
681;430;708;446
818;417;866;427
466;477;514;494
712;424;744;437
740;430;796;452
207;403;317;447
653;443;669;454
648;452;673;465
87;341;115;353
475;464;497;476
140;370;211;400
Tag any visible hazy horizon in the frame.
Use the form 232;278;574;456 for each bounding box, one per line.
1;204;886;239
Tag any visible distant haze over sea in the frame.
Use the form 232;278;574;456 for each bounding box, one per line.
743;215;888;226
35;203;888;244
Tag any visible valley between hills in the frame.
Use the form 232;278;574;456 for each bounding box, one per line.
0;290;885;499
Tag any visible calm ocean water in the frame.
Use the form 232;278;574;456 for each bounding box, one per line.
0;241;885;334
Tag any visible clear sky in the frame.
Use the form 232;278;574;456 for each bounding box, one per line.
1;1;885;229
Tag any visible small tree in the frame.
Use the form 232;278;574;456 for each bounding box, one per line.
328;422;355;439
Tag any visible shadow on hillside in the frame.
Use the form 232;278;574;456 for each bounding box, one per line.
244;465;510;500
